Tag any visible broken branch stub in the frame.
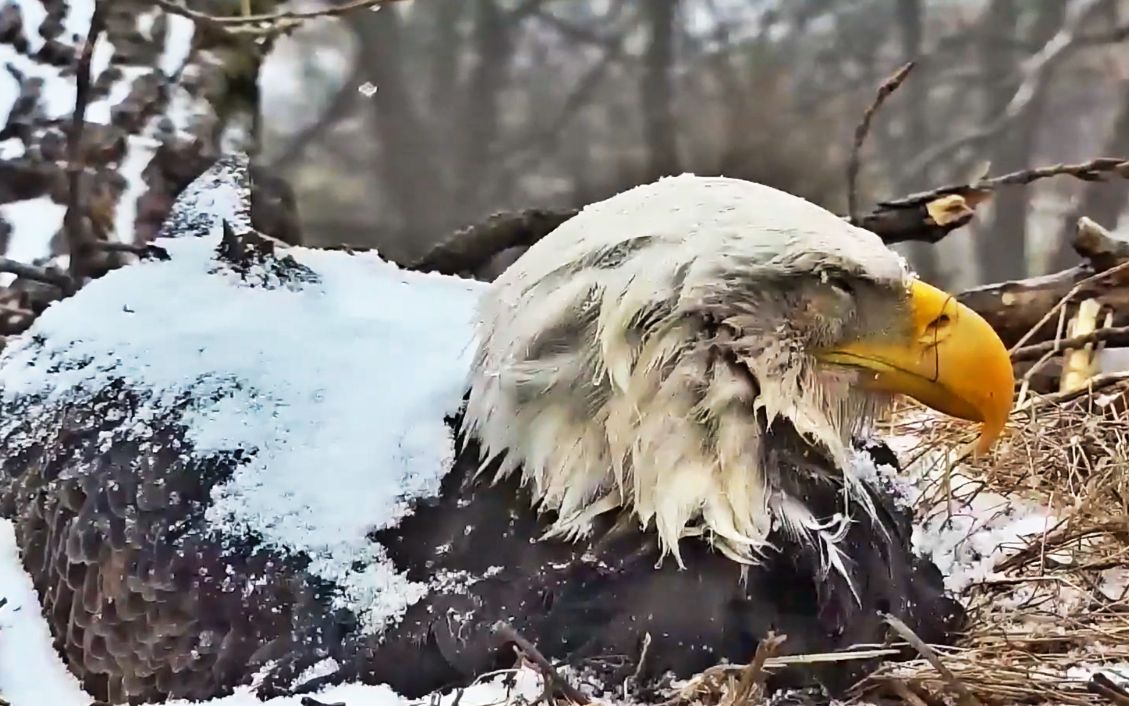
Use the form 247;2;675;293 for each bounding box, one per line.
212;220;318;288
957;217;1129;349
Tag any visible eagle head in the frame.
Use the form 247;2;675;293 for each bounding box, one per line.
464;175;1013;568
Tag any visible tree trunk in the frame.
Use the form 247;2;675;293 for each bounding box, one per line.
353;7;448;259
975;0;1065;283
0;0;295;264
453;0;514;222
641;0;679;180
893;0;940;282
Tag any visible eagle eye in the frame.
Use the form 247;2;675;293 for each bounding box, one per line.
826;274;855;297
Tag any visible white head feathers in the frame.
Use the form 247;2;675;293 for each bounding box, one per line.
463;174;913;568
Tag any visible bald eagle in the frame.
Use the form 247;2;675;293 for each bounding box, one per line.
0;162;1013;705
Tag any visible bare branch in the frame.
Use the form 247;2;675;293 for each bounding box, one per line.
860;157;1129;245
0;257;75;292
847;61;915;223
492;622;590;705
1012;326;1129;362
63;0;107;282
154;0;409;36
903;0;1109;176
881;613;984;706
730;632;787;704
414;156;1129;279
1089;672;1129;706
957;216;1129;351
880;158;1129;209
410;208;578;277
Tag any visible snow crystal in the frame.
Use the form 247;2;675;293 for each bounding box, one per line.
0;156;490;634
848;442;915;510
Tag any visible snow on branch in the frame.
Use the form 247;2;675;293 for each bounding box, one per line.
153;0;410;37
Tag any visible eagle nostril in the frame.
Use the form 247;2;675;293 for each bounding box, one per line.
928;313;951;331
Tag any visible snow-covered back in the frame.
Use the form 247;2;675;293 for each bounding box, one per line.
0;155;489;634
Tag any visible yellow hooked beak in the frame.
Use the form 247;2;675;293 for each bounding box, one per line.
818;279;1014;454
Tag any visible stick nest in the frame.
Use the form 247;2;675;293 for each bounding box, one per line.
660;382;1129;706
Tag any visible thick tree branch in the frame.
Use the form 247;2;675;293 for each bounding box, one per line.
0;257;75;293
859;157;1129;245
413;156;1129;277
957;217;1129;349
410;208;578;276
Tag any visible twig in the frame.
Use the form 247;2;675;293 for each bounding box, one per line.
1012;325;1129;362
92;240;171;261
1008;259;1129;354
63;0;107;283
492;622;590;705
0;257;75;292
1015;371;1129;412
1090;673;1129;706
630;631;652;684
879;157;1129;209
881;613;984;706
847;61;915;223
731;632;786;704
154;0;407;35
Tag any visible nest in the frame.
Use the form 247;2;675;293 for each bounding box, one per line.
657;380;1129;706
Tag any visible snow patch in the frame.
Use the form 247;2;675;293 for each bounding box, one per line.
0;197;67;284
881;434;1057;595
0;522;90;706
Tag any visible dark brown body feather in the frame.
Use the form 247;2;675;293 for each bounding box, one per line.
0;380;963;704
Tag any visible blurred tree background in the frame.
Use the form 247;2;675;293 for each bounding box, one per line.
256;0;1129;291
2;0;1129;294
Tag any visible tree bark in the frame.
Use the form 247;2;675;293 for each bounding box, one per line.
893;0;939;282
352;7;448;258
641;0;679;180
975;0;1065;283
453;0;515;222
